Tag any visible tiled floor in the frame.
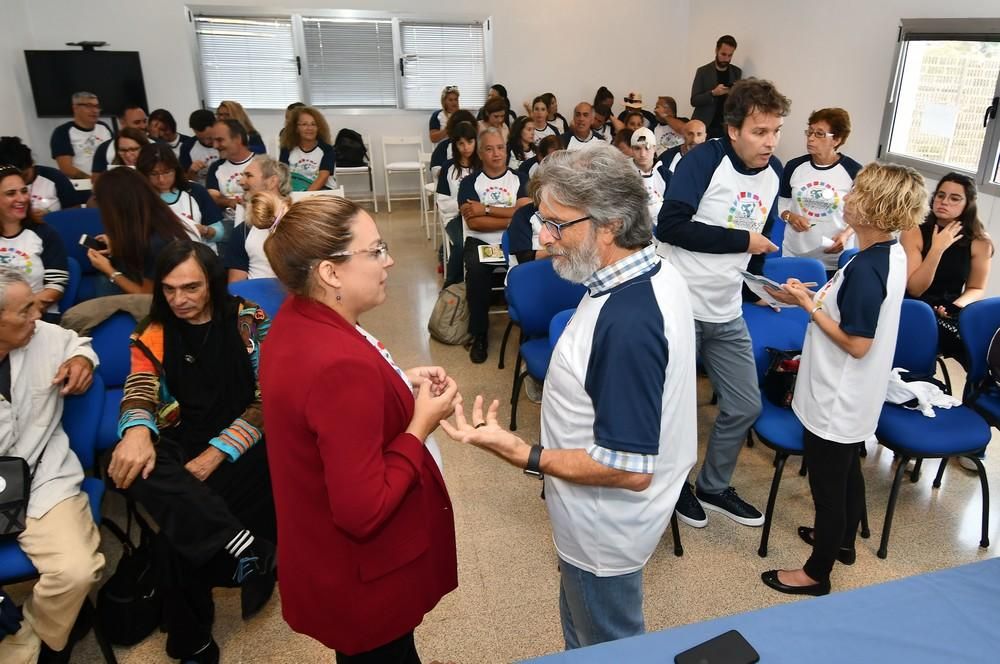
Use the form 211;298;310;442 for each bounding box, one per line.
21;203;999;662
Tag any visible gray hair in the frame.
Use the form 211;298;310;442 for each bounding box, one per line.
255;156;292;197
531;144;652;248
477;126;504;152
72;91;98;104
0;267;29;312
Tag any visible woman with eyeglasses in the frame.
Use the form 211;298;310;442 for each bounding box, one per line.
137;143;223;252
253;192;460;663
901;173;993;362
279;106;336;192
429;86;460;144
216;100;267;154
90;127;150;183
778;108;862;274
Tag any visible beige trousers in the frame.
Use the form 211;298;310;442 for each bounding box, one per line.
0;492;105;664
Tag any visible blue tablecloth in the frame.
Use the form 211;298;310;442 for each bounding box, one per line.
526;558;1000;663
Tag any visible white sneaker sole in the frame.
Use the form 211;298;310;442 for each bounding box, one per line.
675;511;708;528
699;499;765;527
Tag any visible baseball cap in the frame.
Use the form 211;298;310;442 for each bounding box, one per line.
623;91;643;108
630;127;655;147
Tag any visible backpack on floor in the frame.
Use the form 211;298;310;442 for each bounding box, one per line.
97;511;161;645
334;128;368;167
428;283;472;346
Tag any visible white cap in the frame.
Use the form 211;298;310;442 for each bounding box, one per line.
630;127;655;147
624;91;643;108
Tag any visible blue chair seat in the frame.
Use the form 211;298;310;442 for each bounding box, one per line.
877;403;991;456
0;478;104;581
97;387;123;452
521;338;552;381
753;399;805;453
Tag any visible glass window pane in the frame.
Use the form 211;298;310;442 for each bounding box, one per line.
302;18;398;107
400;22;487;111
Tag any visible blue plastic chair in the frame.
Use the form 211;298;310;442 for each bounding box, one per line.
229;278;287;318
62;256;82;311
960;298;1000;426
44;208;105;303
874;299;992;558
549;308;575;349
0;373;117;662
497;230;521;370
766;217;786;259
762;256;827;288
90;312;140;454
837;247;859;269
505;260;586;430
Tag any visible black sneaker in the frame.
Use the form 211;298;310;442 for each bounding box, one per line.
469;335;488;364
180;639;220;664
675;483;708;528
235;540;276;620
696;486;764;527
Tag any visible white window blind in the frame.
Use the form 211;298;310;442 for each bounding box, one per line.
400;22;487;110
194;17;299;109
302;18;397;107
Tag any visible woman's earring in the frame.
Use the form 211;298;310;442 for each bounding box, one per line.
336;292;342;302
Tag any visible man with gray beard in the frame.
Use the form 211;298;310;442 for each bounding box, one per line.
440;144;697;649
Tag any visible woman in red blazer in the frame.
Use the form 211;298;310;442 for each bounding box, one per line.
252;191;460;663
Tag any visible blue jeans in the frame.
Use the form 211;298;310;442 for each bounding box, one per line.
558;558;644;650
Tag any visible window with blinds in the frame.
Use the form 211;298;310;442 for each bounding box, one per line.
194;16;300;109
400;22;487;110
302;18;397;107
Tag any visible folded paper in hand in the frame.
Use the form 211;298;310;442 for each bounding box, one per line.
739;270;795;309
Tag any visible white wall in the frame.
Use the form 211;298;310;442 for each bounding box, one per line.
0;0;32;140
686;0;1000;294
9;0;690;196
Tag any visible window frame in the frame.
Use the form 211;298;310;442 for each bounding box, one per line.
877;18;1000;197
186;6;493;116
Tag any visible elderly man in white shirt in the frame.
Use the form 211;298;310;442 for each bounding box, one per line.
0;268;105;664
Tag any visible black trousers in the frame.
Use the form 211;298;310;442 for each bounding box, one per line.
335;631;421;664
463;237;502;337
802;430;865;584
123;435;275;657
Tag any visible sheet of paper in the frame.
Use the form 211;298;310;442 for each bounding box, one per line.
478;244;505;263
739;270;796;309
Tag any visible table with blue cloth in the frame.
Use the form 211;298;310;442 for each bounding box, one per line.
525;558;1000;663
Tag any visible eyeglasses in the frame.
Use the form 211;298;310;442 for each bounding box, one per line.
538;214;590;240
148;170;174;178
934;191;966;204
328;240;390;263
297;122;317;128
804;129;835;139
74;102;101;110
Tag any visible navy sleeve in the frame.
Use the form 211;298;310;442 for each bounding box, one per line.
841;156;863;180
515;172;528;199
50;124;72;158
319;143;336;173
224;225;251;271
205;161;222;191
508;205;535;254
431;140;450;170
779;155;809;198
656;142;749;252
429;111;441;131
33;223;69;291
178;139;193;169
189;182;222;224
457;173;479;204
278;147;290;165
436;161;452;196
91;140;111;173
516;157;535;180
248;132;267;154
559;133;571;149
657;156;674;193
585;279;668;455
837;250;890;338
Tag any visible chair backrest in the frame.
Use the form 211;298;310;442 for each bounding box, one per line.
767;218;786;258
506;259;587;338
290;186;346;202
500;230;511;262
763;257;827;287
44;208;104;275
229;277;288;318
838;247;859;269
549;308;576;349
742;303;810;383
381;135;422;165
91;311;139;388
62;371;105;470
960;297;1000;389
63;256;82;310
893;299;938;376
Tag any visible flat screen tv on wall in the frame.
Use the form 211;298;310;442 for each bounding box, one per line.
24;50;149;118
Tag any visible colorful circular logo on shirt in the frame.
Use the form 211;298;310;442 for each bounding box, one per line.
727;192;768;232
795;181;840;219
481;185;514;206
0;247;33;274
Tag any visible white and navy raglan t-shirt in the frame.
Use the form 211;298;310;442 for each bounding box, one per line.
657;145;684;192
516;156;540;180
30;166;80;213
656;138;782;323
508;147;534;170
435;159;474;220
50;121;113;175
224;223;276;280
161;183;224;250
542;245;697;576
532;123;559;145
178;139;220;185
793;240;906;443
90;138;119;173
279;142;337;190
636;162;668;227
431;139;453;172
206;154;254;202
159;133;191;158
456;168;528;245
551;113;570;134
429;110;451;142
654;122;684;154
598;121;615;142
561;131;603;152
507;203;543;267
0;221;69;314
779;154;863;270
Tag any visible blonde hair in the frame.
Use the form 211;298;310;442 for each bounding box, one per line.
280;106;332;151
849;162;928;233
217;100;258;135
247;191;363;296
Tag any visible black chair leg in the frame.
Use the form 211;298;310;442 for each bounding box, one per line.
746;430;754;448
937;356;953;395
510;369;526;431
798;456;808;477
878;455;911;559
670;512;683;557
710;391;718;405
933;458;948;488
860;500;871;539
971;456;991;548
910;458;923;483
81;597;118;664
758;451;789;558
498;321;514;370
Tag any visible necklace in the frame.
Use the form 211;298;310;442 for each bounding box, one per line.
181;322;213;364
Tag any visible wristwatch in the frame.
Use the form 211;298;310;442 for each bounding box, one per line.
780;210;792;222
485;205;491;216
524;444;544;479
109;271;123;283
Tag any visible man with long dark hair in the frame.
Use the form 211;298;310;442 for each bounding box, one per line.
107;241;275;664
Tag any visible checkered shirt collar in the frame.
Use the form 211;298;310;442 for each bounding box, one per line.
582;243;658;296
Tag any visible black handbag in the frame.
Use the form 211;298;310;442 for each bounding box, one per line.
763;348;801;409
0;449;45;537
97;511;162;645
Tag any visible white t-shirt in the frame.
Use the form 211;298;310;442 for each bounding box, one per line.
792;240;906;443
636;163;668;227
184;140;220;185
284;143;337;190
456;169;528;245
28;173;61;213
564;132;602;152
654;122;684;155
531;123;558;145
50;121;113;174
